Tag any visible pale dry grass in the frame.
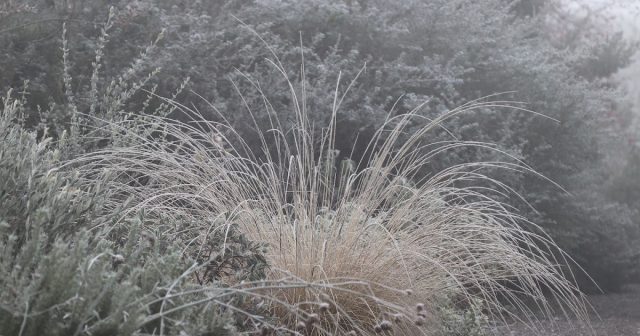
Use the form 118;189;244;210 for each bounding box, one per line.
67;61;593;335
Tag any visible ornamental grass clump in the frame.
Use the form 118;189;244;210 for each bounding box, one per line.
68;52;593;334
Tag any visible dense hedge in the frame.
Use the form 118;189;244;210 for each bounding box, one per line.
1;0;638;293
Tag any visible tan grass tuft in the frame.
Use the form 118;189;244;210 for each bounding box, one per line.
69;61;593;335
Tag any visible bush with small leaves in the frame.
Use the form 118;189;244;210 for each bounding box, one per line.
0;214;244;336
434;291;489;336
0;91;269;336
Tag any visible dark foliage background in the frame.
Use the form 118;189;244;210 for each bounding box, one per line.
1;0;639;292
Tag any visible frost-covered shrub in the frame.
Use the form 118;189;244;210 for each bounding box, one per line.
0;216;243;336
436;293;489;336
0;92;100;241
0;93;267;336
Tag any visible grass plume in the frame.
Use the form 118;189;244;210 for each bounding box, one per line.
68;61;593;335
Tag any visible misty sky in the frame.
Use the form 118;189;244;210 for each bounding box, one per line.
572;0;640;38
